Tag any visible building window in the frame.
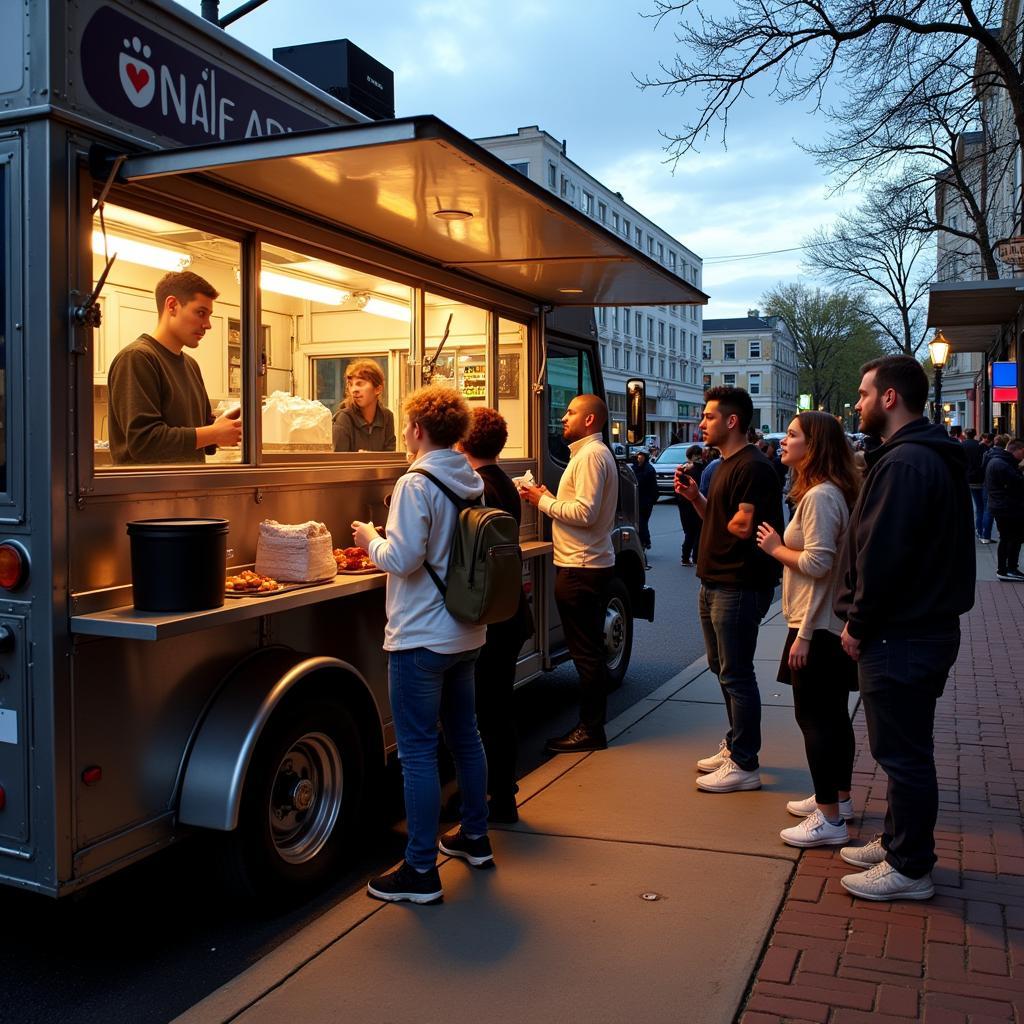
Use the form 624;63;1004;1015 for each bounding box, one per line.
635;226;642;247
724;342;736;361
670;361;677;380
648;355;655;375
623;218;631;238
669;325;676;351
598;306;607;325
635;312;643;337
647;317;654;342
660;357;665;377
749;339;761;358
601;344;607;363
624;350;631;371
658;243;664;262
583;191;594;216
612;307;620;330
613;347;620;368
703;373;712;389
702;339;712;359
612;211;619;232
548;163;557;190
723;372;736;387
648;236;656;255
669;251;677;272
692;334;698;358
509;160;529;176
598;201;607;222
749;372;762;395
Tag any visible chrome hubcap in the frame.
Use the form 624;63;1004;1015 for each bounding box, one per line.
604;597;626;671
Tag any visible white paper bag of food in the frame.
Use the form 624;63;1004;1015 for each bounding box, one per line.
261;391;332;446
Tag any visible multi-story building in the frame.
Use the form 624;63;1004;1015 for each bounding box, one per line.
701;310;799;433
475;126;706;446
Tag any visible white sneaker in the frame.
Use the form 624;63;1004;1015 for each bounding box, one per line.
696;740;731;774
840;834;887;868
780;809;849;848
840;860;934;901
786;794;854;820
695;757;762;793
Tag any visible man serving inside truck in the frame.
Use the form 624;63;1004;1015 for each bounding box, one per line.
108;270;242;465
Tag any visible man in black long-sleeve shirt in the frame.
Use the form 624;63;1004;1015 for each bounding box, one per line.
835;355;975;902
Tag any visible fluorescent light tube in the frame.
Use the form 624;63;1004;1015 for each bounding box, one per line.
260;270;349;305
360;296;411;322
92;231;192;271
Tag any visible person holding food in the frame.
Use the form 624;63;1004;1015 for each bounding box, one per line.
332;359;396;453
351;385;489;905
675;386;783;794
754;412;861;848
108;271;242;465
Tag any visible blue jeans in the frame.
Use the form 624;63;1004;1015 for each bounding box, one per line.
972;487;991;539
858;631;959;879
389;647;487;871
698;584;775;771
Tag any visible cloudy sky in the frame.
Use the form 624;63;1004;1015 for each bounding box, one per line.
177;0;862;317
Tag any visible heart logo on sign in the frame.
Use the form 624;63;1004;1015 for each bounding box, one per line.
118;37;155;109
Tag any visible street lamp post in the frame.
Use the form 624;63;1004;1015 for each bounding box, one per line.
928;331;950;426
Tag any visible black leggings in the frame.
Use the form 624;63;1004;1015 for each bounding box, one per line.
784;630;856;804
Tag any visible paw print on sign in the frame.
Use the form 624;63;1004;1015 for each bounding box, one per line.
119;36;155;109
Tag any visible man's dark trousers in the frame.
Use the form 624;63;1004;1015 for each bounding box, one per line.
698;583;774;771
555;567;615;733
858;631;960;878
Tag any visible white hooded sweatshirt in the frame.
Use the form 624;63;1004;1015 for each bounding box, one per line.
367;448;487;654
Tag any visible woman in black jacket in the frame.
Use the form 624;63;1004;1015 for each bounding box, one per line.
984;438;1024;581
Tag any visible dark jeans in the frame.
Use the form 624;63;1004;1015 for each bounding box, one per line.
474;618;521;804
638;503;654;549
979;488;994;540
790;632;856;804
858;631;960;879
677;502;701;562
555;566;615;732
994;513;1023;573
698;583;775;771
970;486;988;538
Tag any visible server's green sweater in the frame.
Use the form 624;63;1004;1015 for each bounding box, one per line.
108;335;213;465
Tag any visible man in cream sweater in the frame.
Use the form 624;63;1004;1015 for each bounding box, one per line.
520;394;618;753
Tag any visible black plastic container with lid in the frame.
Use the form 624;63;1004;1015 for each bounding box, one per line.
127;518;229;612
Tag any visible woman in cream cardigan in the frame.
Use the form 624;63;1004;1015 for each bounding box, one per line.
755;412;861;849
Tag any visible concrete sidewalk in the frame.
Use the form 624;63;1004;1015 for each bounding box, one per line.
175;540;1022;1024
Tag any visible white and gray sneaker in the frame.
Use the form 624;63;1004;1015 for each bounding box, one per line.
695;757;762;793
840;860;934;901
780;809;849;848
786;794;854;820
840;834;887;868
696;740;731;774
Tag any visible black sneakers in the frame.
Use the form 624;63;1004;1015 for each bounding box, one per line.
439;828;495;868
997;569;1024;582
367;861;443;904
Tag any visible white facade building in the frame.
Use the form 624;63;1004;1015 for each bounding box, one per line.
701;311;800;433
475;126;706;445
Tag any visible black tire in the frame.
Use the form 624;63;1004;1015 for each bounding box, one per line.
221;697;364;904
604;577;634;690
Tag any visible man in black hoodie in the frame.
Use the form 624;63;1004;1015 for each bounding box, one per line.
985;438;1024;581
835;355;975;902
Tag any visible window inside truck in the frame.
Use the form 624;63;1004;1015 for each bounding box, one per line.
259;242;412;458
423;291;489;407
498;317;529;459
546;347;595;465
92;203;244;469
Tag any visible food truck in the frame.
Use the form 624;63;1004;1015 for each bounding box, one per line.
0;0;708;898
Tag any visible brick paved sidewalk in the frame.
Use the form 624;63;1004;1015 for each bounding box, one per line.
740;579;1024;1024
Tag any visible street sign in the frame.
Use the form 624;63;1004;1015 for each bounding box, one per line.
998;238;1024;266
992;361;1018;403
798;393;812;411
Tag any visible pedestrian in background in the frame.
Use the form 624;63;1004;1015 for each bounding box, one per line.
631;449;658;568
961;427;987;541
836;355;974;902
520;394;618;753
980;434;1010;545
677;444;704;566
699;446;722;496
676;386;783;793
457;408;536;822
353;386;491;905
985;437;1024;582
755;412;861;848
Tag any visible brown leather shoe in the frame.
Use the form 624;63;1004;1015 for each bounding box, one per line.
545;724;608;753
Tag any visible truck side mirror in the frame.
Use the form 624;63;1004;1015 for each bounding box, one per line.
626;378;646;446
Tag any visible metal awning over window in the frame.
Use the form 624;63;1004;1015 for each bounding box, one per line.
112;116;709;309
927;279;1024;352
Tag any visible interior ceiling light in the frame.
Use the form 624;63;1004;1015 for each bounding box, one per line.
558;287;584;294
100;203;183;235
260;270;349;306
352;292;412;322
434;209;473;221
92;231;191;271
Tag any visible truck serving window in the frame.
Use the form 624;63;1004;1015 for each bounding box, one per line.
260;242;411;459
498;317;529;459
92;204;244;470
423;291;489;412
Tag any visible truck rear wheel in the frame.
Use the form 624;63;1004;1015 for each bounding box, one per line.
223;697;364;902
604;578;634;690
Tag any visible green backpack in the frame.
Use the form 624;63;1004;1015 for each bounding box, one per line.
411;468;523;626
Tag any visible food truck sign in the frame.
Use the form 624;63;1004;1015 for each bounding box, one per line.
80;4;329;146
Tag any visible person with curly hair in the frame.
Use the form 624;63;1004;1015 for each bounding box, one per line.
352;385;490;904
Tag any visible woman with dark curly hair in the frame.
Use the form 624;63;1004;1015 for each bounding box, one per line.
755;411;861;850
457;407;535;823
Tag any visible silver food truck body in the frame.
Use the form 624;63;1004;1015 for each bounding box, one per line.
0;0;707;898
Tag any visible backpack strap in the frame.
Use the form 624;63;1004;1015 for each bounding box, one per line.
408;468;481;598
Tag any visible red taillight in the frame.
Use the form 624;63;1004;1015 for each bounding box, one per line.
0;786;6;811
0;543;27;590
82;766;102;786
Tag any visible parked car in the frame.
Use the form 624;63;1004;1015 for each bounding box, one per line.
652;443;702;497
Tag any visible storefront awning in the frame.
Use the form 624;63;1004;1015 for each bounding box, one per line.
926;279;1024;352
111;116;709;309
